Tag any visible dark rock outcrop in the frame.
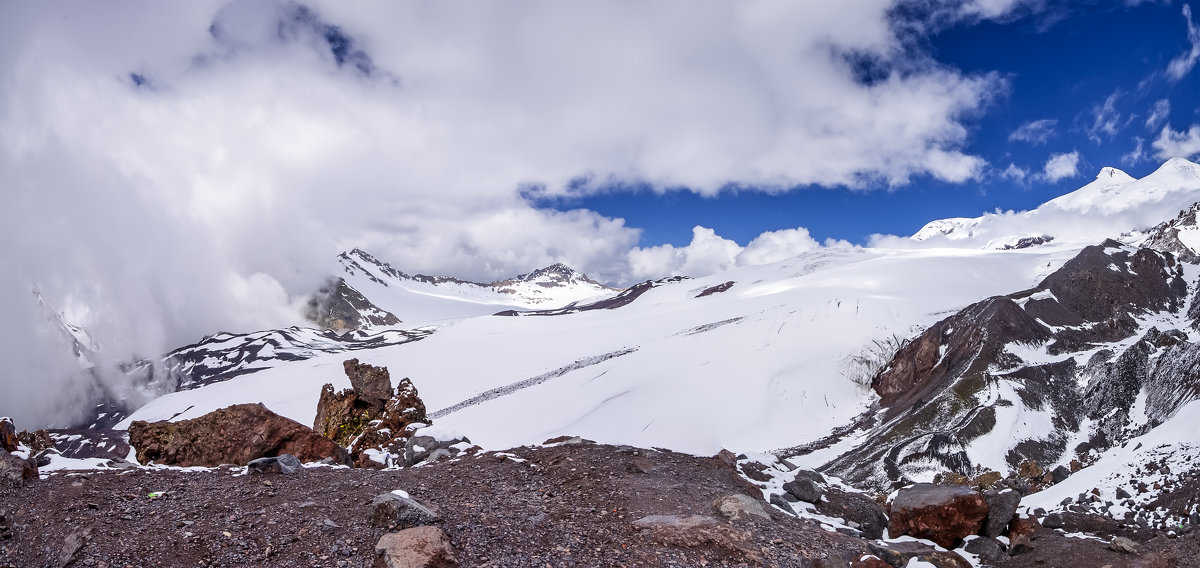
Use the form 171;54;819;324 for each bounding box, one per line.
307;277;400;333
887;484;988;549
825;241;1192;488
129;403;350;467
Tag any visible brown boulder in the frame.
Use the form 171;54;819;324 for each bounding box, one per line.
0;451;38;486
0;418;17;452
129;403;350;467
374;526;458;568
888;483;988;549
1008;514;1039;540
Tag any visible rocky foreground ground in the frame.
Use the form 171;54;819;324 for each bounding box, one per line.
3;441;1199;568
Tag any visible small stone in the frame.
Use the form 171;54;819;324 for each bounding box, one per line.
1108;536;1138;553
1009;533;1034;555
769;493;796;515
964;536;1005;561
1042;513;1064;529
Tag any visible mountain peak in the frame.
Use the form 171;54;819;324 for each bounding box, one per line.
1096;166;1133;182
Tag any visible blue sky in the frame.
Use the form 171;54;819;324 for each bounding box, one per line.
539;2;1200;247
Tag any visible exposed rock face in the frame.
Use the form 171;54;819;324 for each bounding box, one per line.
825;240;1192;488
0;418;17;453
307;277;401;333
887;484;988;549
374;526;458;568
129;403;350;467
872;296;1052;410
1143;202;1200;263
314;359;429;466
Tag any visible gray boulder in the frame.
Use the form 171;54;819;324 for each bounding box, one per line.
370;491;440;529
247;454;302;475
983;489;1021;537
783;477;824;503
404;430;471;466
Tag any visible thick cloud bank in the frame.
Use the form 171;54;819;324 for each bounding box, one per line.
1;0;1011;426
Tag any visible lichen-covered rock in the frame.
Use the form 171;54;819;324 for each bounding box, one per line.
129;403;350;467
314;360;429;466
374;526;458;568
887;483;988;549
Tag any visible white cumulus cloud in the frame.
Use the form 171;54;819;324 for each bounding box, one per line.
1152;125;1200;160
1043;151;1082;182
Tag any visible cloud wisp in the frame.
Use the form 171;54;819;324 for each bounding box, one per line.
1009;119;1058;145
1167;4;1200;82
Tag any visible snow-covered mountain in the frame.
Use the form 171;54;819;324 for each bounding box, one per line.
911;157;1200;248
91;158;1200;506
333;248;620;324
